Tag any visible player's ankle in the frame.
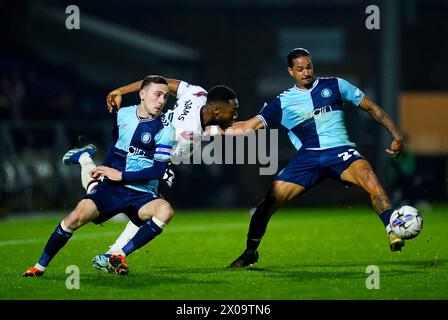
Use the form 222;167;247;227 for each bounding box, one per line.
245;238;261;255
244;248;257;256
379;208;394;227
110;249;126;257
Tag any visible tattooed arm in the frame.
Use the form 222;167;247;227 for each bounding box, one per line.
358;95;404;158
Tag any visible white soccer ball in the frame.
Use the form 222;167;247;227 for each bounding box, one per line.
390;206;423;239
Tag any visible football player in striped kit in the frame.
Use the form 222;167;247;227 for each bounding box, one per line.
23;75;176;276
226;48;405;268
62;76;239;273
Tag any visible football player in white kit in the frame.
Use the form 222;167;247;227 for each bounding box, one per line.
62;76;239;272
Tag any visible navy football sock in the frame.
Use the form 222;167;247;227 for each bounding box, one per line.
122;218;163;256
38;223;73;268
245;239;261;255
380;208;394;228
245;193;276;255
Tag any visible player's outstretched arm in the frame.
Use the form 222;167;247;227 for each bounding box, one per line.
106;78;182;113
224;116;265;135
358;95;404;158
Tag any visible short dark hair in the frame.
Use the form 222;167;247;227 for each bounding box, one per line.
140;75;168;90
287;48;311;67
206;85;237;105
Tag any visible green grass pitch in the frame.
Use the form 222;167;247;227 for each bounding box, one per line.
1;205;447;300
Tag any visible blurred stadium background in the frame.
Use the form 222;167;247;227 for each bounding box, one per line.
1;0;447;217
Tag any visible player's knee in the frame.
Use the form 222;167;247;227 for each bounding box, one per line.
270;183;297;205
155;202;174;223
362;170;384;193
139;201;174;224
264;193;285;212
65;199;95;230
364;168;377;180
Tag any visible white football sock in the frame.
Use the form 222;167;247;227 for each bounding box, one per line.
386;224;392;234
152;217;167;229
107;221;140;254
113;249;126;257
60;220;74;233
34;263;46;272
79;153;96;190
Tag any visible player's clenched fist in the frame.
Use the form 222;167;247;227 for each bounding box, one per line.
106;89;122;113
385;137;404;159
90;166;122;181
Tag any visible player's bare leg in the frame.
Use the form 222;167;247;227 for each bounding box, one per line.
228;181;305;268
94;199;174;275
103;165;173;254
91;162;174;263
74;149;142;254
62;145;141;264
23;200;99;277
340;159;404;251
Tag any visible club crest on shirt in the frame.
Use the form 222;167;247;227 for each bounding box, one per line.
321;88;332;98
141;132;152;144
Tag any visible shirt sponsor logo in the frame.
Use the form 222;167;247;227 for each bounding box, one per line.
178;100;193;121
129;146;150;157
304;105;333;121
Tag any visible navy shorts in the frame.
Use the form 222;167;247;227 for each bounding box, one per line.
276;145;365;189
84;180;158;227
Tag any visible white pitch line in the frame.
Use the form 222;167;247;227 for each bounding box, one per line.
0;222;249;247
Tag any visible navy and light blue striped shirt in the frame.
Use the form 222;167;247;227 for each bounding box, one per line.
258;77;364;151
103;105;176;196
